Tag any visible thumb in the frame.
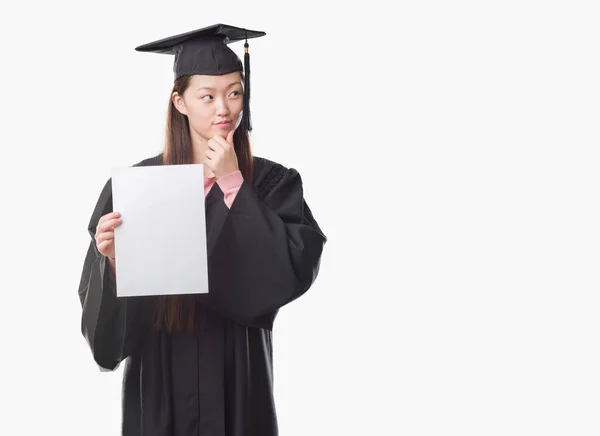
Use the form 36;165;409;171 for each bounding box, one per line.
227;129;235;146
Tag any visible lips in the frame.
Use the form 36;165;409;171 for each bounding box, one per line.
215;121;231;125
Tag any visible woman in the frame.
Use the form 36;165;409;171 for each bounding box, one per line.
78;24;327;436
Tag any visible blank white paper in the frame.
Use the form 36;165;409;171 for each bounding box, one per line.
110;163;209;297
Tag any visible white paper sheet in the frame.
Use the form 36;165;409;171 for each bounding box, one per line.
110;163;209;297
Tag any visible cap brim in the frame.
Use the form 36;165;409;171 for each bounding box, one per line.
135;23;266;54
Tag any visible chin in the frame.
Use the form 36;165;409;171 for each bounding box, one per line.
212;126;232;136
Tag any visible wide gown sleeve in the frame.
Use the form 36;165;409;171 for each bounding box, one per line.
78;178;151;371
202;164;327;329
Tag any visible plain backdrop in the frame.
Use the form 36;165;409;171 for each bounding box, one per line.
1;1;599;435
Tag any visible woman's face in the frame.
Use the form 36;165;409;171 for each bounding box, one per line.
173;72;244;142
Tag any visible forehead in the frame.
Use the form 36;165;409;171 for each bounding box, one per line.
190;72;242;89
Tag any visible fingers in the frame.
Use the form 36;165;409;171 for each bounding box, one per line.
97;240;112;252
96;229;116;258
99;212;120;224
205;148;217;161
96;212;120;232
97;218;122;236
208;136;230;151
95;213;122;245
96;230;114;244
95;212;122;259
205;134;238;178
97;241;115;261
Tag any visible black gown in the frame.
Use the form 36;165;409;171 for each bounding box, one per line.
78;154;327;436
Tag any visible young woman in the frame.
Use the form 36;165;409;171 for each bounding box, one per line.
78;24;327;436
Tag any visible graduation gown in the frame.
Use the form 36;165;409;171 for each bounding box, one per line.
78;154;327;436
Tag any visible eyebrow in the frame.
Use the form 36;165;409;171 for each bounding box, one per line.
196;82;242;91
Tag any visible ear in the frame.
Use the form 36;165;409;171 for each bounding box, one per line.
172;92;188;116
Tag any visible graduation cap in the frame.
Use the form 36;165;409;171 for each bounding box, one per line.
135;23;266;132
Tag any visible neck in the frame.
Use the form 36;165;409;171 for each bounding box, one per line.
190;129;215;178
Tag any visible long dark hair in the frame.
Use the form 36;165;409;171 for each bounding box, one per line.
153;73;254;333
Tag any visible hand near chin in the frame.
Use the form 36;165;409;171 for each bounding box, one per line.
204;129;239;178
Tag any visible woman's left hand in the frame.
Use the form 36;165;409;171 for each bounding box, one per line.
205;129;239;178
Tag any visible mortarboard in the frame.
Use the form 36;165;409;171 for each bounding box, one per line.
135;23;266;132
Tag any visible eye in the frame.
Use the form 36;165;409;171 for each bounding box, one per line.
230;90;242;98
200;95;213;101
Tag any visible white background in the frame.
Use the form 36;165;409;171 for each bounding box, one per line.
1;1;599;435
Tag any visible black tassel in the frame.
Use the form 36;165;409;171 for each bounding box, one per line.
243;31;252;132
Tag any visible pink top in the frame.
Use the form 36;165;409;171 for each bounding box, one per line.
204;170;244;208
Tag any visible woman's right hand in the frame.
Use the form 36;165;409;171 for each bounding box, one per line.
95;212;122;260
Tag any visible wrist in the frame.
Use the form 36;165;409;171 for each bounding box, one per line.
217;167;239;179
217;170;244;190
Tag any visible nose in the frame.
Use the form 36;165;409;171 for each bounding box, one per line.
215;97;230;116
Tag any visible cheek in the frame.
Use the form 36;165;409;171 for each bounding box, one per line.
232;99;244;117
187;102;213;126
